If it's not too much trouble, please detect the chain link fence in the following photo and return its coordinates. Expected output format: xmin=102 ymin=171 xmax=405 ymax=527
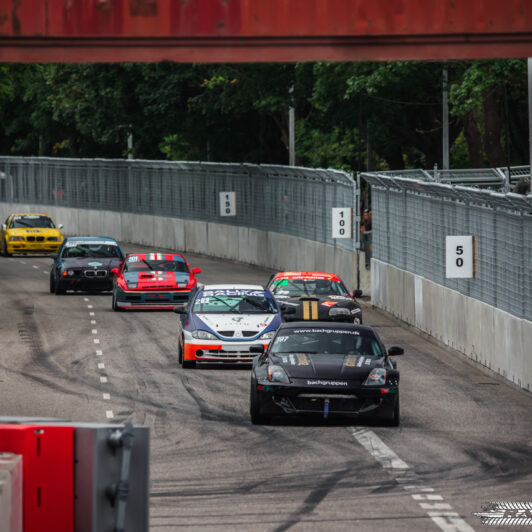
xmin=0 ymin=156 xmax=359 ymax=251
xmin=362 ymin=171 xmax=532 ymax=320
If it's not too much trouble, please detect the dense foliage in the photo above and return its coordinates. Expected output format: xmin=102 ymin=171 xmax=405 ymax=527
xmin=0 ymin=60 xmax=527 ymax=171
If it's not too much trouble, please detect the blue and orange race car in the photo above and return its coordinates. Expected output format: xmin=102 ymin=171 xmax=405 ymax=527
xmin=111 ymin=252 xmax=201 ymax=310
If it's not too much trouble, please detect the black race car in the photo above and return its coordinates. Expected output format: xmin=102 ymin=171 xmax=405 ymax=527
xmin=249 ymin=322 xmax=403 ymax=425
xmin=267 ymin=271 xmax=363 ymax=324
xmin=50 ymin=236 xmax=125 ymax=295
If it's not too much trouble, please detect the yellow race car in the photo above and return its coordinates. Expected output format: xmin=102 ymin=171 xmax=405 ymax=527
xmin=1 ymin=213 xmax=64 ymax=256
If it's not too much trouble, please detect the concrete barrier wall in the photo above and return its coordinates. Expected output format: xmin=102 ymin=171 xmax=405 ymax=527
xmin=371 ymin=258 xmax=532 ymax=392
xmin=0 ymin=203 xmax=371 ymax=294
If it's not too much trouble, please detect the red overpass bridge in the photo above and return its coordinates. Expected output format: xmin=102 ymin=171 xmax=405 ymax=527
xmin=1 ymin=0 xmax=532 ymax=63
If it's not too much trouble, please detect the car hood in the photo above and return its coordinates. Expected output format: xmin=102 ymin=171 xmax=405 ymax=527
xmin=275 ymin=294 xmax=354 ymax=306
xmin=62 ymin=257 xmax=121 ymax=269
xmin=123 ymin=271 xmax=190 ymax=290
xmin=270 ymin=352 xmax=384 ymax=380
xmin=7 ymin=227 xmax=61 ymax=237
xmin=194 ymin=313 xmax=278 ymax=338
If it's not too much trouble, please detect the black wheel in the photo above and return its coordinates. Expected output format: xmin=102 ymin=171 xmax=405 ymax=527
xmin=250 ymin=379 xmax=270 ymax=425
xmin=385 ymin=395 xmax=400 ymax=427
xmin=180 ymin=340 xmax=196 ymax=368
xmin=49 ymin=273 xmax=56 ymax=293
xmin=177 ymin=337 xmax=184 ymax=365
xmin=54 ymin=280 xmax=66 ymax=295
xmin=2 ymin=239 xmax=10 ymax=257
xmin=112 ymin=290 xmax=123 ymax=311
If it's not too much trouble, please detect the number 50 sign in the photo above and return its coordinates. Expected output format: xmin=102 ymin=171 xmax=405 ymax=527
xmin=446 ymin=235 xmax=475 ymax=278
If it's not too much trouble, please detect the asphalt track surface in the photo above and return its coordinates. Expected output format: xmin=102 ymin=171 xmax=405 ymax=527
xmin=1 ymin=243 xmax=531 ymax=532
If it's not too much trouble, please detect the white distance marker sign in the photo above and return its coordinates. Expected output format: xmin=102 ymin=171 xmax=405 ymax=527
xmin=220 ymin=191 xmax=236 ymax=216
xmin=446 ymin=235 xmax=475 ymax=278
xmin=332 ymin=208 xmax=352 ymax=238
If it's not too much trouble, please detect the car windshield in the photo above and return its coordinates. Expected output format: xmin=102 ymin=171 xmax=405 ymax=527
xmin=270 ymin=328 xmax=384 ymax=357
xmin=62 ymin=243 xmax=122 ymax=259
xmin=123 ymin=257 xmax=188 ymax=273
xmin=270 ymin=278 xmax=349 ymax=297
xmin=193 ymin=289 xmax=278 ymax=314
xmin=10 ymin=215 xmax=55 ymax=229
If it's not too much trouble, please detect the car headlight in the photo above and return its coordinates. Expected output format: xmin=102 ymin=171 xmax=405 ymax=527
xmin=261 ymin=331 xmax=275 ymax=340
xmin=126 ymin=282 xmax=138 ymax=289
xmin=351 ymin=307 xmax=361 ymax=315
xmin=364 ymin=368 xmax=387 ymax=386
xmin=62 ymin=269 xmax=76 ymax=277
xmin=9 ymin=236 xmax=24 ymax=241
xmin=192 ymin=330 xmax=217 ymax=340
xmin=47 ymin=236 xmax=61 ymax=242
xmin=329 ymin=307 xmax=350 ymax=316
xmin=268 ymin=365 xmax=290 ymax=384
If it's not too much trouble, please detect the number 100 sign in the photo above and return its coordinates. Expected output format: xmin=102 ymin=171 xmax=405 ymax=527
xmin=445 ymin=235 xmax=475 ymax=278
xmin=332 ymin=208 xmax=352 ymax=239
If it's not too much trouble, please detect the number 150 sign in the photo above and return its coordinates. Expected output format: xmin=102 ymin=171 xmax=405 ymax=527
xmin=446 ymin=235 xmax=475 ymax=278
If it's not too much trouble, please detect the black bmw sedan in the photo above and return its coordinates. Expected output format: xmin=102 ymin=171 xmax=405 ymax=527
xmin=250 ymin=322 xmax=403 ymax=426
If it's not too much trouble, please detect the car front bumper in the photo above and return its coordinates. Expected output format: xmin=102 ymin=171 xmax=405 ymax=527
xmin=254 ymin=381 xmax=397 ymax=419
xmin=8 ymin=241 xmax=62 ymax=254
xmin=184 ymin=338 xmax=270 ymax=363
xmin=115 ymin=287 xmax=192 ymax=309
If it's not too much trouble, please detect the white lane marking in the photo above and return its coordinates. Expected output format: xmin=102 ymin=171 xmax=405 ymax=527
xmin=91 ymin=329 xmax=98 ymax=334
xmin=32 ymin=265 xmax=38 ymax=269
xmin=349 ymin=427 xmax=408 ymax=471
xmin=348 ymin=428 xmax=475 ymax=532
xmin=21 ymin=261 xmax=26 ymax=264
xmin=94 ymin=339 xmax=100 ymax=344
xmin=89 ymin=311 xmax=95 ymax=316
xmin=91 ymin=320 xmax=96 ymax=325
xmin=43 ymin=270 xmax=47 ymax=274
xmin=106 ymin=410 xmax=114 ymax=419
xmin=84 ymin=297 xmax=89 ymax=301
xmin=103 ymin=393 xmax=110 ymax=400
xmin=98 ymin=363 xmax=105 ymax=370
xmin=100 ymin=376 xmax=108 ymax=383
xmin=95 ymin=350 xmax=103 ymax=356
xmin=87 ymin=305 xmax=93 ymax=309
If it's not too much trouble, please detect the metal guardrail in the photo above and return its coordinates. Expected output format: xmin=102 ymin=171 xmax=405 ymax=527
xmin=361 ymin=170 xmax=532 ymax=320
xmin=0 ymin=156 xmax=360 ymax=251
xmin=375 ymin=165 xmax=530 ymax=191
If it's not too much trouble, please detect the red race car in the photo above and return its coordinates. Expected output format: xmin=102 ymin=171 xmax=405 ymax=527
xmin=111 ymin=252 xmax=201 ymax=310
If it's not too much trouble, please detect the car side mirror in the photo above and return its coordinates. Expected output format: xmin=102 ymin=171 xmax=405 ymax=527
xmin=173 ymin=304 xmax=187 ymax=314
xmin=352 ymin=289 xmax=363 ymax=298
xmin=1 ymin=223 xmax=6 ymax=230
xmin=192 ymin=267 xmax=202 ymax=275
xmin=58 ymin=224 xmax=64 ymax=230
xmin=51 ymin=253 xmax=58 ymax=259
xmin=110 ymin=268 xmax=119 ymax=276
xmin=250 ymin=345 xmax=265 ymax=354
xmin=388 ymin=346 xmax=404 ymax=356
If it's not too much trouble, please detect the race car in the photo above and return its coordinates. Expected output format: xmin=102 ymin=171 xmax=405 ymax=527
xmin=249 ymin=322 xmax=403 ymax=425
xmin=111 ymin=252 xmax=201 ymax=310
xmin=173 ymin=284 xmax=282 ymax=368
xmin=50 ymin=236 xmax=125 ymax=295
xmin=1 ymin=213 xmax=64 ymax=256
xmin=267 ymin=271 xmax=363 ymax=324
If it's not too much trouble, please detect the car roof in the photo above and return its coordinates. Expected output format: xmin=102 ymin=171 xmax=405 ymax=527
xmin=272 ymin=271 xmax=342 ymax=282
xmin=202 ymin=284 xmax=265 ymax=291
xmin=278 ymin=321 xmax=375 ymax=333
xmin=126 ymin=252 xmax=185 ymax=259
xmin=10 ymin=213 xmax=53 ymax=218
xmin=64 ymin=236 xmax=118 ymax=243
